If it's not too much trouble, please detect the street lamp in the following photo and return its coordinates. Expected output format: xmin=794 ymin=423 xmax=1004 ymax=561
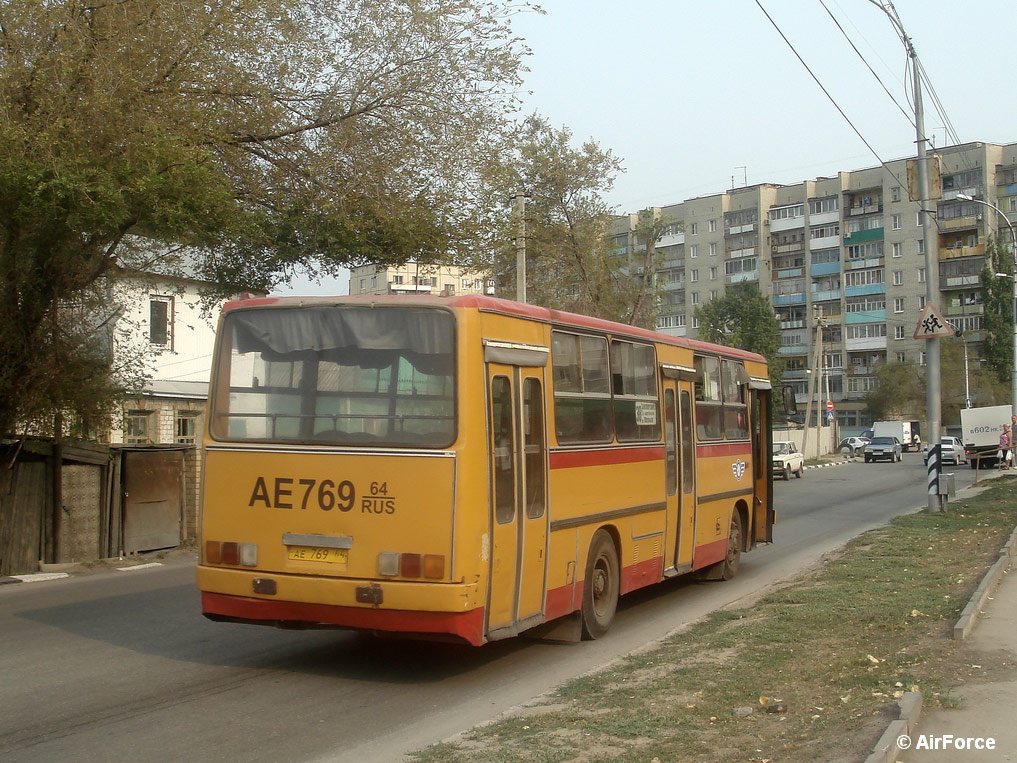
xmin=957 ymin=193 xmax=1017 ymax=416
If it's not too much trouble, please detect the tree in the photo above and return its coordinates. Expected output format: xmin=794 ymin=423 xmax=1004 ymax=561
xmin=694 ymin=283 xmax=783 ymax=389
xmin=865 ymin=360 xmax=925 ymax=422
xmin=0 ymin=0 xmax=532 ymax=436
xmin=481 ymin=114 xmax=634 ymax=320
xmin=980 ymin=232 xmax=1014 ymax=383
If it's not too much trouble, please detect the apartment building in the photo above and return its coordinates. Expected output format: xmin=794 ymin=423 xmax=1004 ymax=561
xmin=616 ymin=140 xmax=1017 ymax=429
xmin=349 ymin=262 xmax=493 ymax=297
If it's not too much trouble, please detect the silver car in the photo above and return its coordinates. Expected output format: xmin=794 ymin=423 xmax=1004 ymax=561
xmin=863 ymin=436 xmax=903 ymax=463
xmin=923 ymin=436 xmax=967 ymax=465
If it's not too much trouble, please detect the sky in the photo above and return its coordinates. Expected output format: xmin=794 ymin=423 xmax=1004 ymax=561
xmin=276 ymin=0 xmax=1017 ymax=295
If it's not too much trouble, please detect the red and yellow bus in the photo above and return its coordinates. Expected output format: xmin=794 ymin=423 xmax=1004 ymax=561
xmin=197 ymin=295 xmax=774 ymax=645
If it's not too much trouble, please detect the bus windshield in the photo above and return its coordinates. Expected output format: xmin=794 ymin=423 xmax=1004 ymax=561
xmin=210 ymin=305 xmax=456 ymax=447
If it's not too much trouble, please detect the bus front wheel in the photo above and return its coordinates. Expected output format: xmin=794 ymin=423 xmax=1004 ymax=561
xmin=581 ymin=530 xmax=620 ymax=640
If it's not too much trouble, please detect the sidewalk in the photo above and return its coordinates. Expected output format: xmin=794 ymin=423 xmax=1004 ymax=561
xmin=894 ymin=475 xmax=1017 ymax=762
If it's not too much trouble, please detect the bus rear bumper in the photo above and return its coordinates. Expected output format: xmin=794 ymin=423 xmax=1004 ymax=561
xmin=197 ymin=565 xmax=485 ymax=645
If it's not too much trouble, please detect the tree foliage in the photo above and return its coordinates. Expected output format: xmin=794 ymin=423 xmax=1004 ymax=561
xmin=482 ymin=115 xmax=631 ymax=319
xmin=0 ymin=0 xmax=532 ymax=436
xmin=980 ymin=232 xmax=1014 ymax=383
xmin=694 ymin=283 xmax=783 ymax=388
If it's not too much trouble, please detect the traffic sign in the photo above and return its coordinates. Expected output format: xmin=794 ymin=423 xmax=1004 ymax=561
xmin=826 ymin=400 xmax=834 ymax=411
xmin=914 ymin=303 xmax=955 ymax=339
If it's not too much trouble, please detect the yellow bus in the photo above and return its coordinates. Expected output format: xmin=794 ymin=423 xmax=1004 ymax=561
xmin=197 ymin=295 xmax=774 ymax=645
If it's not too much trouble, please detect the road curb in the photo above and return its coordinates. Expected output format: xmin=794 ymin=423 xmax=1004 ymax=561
xmin=952 ymin=526 xmax=1017 ymax=639
xmin=865 ymin=518 xmax=1017 ymax=763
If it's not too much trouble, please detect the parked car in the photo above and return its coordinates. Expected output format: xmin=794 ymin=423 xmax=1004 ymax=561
xmin=772 ymin=440 xmax=805 ymax=480
xmin=863 ymin=436 xmax=903 ymax=463
xmin=923 ymin=436 xmax=967 ymax=465
xmin=838 ymin=436 xmax=869 ymax=455
xmin=861 ymin=428 xmax=874 ymax=439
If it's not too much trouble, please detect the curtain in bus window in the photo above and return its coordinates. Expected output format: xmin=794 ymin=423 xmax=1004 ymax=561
xmin=213 ymin=306 xmax=455 ymax=447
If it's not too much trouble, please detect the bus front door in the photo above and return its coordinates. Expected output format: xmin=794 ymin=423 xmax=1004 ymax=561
xmin=486 ymin=364 xmax=549 ymax=636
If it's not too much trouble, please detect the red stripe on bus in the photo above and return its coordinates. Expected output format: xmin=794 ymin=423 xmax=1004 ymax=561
xmin=549 ymin=446 xmax=665 ymax=469
xmin=692 ymin=538 xmax=728 ymax=570
xmin=695 ymin=441 xmax=753 ymax=458
xmin=201 ymin=592 xmax=487 ymax=646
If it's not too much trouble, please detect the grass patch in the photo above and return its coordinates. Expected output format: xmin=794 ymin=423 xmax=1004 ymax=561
xmin=410 ymin=480 xmax=1017 ymax=763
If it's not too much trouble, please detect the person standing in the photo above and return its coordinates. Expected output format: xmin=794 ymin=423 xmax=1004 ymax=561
xmin=1010 ymin=415 xmax=1017 ymax=468
xmin=999 ymin=424 xmax=1011 ymax=470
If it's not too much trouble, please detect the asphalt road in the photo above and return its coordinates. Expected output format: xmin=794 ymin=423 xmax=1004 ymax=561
xmin=0 ymin=455 xmax=975 ymax=763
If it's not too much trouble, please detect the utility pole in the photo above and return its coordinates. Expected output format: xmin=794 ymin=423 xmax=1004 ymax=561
xmin=869 ymin=0 xmax=942 ymax=510
xmin=802 ymin=307 xmax=825 ymax=460
xmin=514 ymin=192 xmax=528 ymax=303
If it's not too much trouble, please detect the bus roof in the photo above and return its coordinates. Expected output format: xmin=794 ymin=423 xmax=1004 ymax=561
xmin=221 ymin=293 xmax=767 ymax=364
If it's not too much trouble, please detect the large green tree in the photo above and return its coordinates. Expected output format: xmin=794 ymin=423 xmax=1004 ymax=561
xmin=0 ymin=0 xmax=532 ymax=436
xmin=481 ymin=114 xmax=638 ymax=321
xmin=694 ymin=283 xmax=783 ymax=389
xmin=980 ymin=232 xmax=1015 ymax=383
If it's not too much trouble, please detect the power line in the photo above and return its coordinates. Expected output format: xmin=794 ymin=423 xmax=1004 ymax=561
xmin=753 ymin=0 xmax=908 ymax=192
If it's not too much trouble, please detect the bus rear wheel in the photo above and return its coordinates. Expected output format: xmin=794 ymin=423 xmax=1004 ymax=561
xmin=581 ymin=530 xmax=619 ymax=640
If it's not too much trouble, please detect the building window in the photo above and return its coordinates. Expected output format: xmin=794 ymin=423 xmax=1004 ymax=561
xmin=709 ymin=242 xmax=717 ymax=256
xmin=709 ymin=219 xmax=717 ymax=233
xmin=916 ymin=212 xmax=923 ymax=227
xmin=918 ymin=239 xmax=925 ymax=254
xmin=892 ymin=214 xmax=901 ymax=230
xmin=709 ymin=266 xmax=717 ymax=280
xmin=690 ymin=222 xmax=698 ymax=235
xmin=359 ymin=278 xmax=366 ymax=291
xmin=891 ymin=187 xmax=902 ymax=203
xmin=896 ymin=352 xmax=906 ymax=363
xmin=894 ymin=325 xmax=905 ymax=340
xmin=690 ymin=269 xmax=699 ymax=283
xmin=919 ymin=296 xmax=927 ymax=308
xmin=692 ymin=316 xmax=700 ymax=329
xmin=894 ymin=297 xmax=905 ymax=313
xmin=125 ymin=411 xmax=152 ymax=444
xmin=393 ymin=275 xmax=403 ymax=285
xmin=918 ymin=268 xmax=926 ymax=283
xmin=149 ymin=296 xmax=173 ymax=347
xmin=892 ymin=242 xmax=902 ymax=258
xmin=692 ymin=292 xmax=700 ymax=305
xmin=176 ymin=413 xmax=198 ymax=444
xmin=893 ymin=270 xmax=903 ymax=286
xmin=690 ymin=244 xmax=698 ymax=258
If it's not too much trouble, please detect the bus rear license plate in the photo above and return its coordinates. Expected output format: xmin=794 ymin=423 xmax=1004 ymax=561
xmin=287 ymin=546 xmax=349 ymax=564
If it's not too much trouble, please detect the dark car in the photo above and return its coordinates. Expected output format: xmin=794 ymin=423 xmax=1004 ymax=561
xmin=863 ymin=436 xmax=903 ymax=463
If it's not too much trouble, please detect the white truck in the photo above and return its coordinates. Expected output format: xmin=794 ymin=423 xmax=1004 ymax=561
xmin=960 ymin=404 xmax=1012 ymax=469
xmin=872 ymin=420 xmax=922 ymax=452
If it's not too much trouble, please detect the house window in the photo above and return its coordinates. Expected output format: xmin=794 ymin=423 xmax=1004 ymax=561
xmin=892 ymin=187 xmax=902 ymax=203
xmin=176 ymin=413 xmax=198 ymax=444
xmin=892 ymin=242 xmax=902 ymax=258
xmin=919 ymin=268 xmax=926 ymax=283
xmin=894 ymin=297 xmax=905 ymax=313
xmin=916 ymin=212 xmax=923 ymax=227
xmin=893 ymin=270 xmax=903 ymax=286
xmin=692 ymin=316 xmax=700 ymax=329
xmin=709 ymin=242 xmax=717 ymax=256
xmin=691 ymin=222 xmax=698 ymax=235
xmin=896 ymin=352 xmax=906 ymax=363
xmin=149 ymin=296 xmax=172 ymax=347
xmin=894 ymin=325 xmax=905 ymax=339
xmin=918 ymin=239 xmax=925 ymax=254
xmin=709 ymin=219 xmax=717 ymax=233
xmin=892 ymin=214 xmax=902 ymax=230
xmin=692 ymin=292 xmax=700 ymax=305
xmin=690 ymin=269 xmax=699 ymax=283
xmin=709 ymin=266 xmax=717 ymax=281
xmin=690 ymin=244 xmax=698 ymax=258
xmin=126 ymin=411 xmax=152 ymax=444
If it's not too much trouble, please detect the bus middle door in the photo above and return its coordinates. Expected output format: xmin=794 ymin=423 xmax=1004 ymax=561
xmin=486 ymin=360 xmax=548 ymax=637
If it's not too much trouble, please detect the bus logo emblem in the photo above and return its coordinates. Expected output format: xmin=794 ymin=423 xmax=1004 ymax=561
xmin=732 ymin=459 xmax=746 ymax=480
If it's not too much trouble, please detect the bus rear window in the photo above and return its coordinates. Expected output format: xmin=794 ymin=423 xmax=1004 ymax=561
xmin=211 ymin=306 xmax=456 ymax=447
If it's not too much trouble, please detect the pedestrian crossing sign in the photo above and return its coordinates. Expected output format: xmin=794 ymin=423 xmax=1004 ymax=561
xmin=913 ymin=303 xmax=955 ymax=339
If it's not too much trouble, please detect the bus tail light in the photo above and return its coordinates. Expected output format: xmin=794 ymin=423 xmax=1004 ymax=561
xmin=204 ymin=540 xmax=258 ymax=567
xmin=378 ymin=552 xmax=445 ymax=579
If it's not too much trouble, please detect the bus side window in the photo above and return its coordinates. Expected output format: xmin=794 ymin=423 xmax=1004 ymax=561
xmin=491 ymin=376 xmax=515 ymax=524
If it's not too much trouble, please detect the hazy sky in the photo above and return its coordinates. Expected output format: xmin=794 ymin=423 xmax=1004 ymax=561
xmin=277 ymin=0 xmax=1016 ymax=295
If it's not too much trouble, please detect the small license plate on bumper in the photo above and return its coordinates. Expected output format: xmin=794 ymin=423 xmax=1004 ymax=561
xmin=287 ymin=546 xmax=349 ymax=564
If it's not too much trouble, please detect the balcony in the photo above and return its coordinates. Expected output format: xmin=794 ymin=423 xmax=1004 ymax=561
xmin=944 ymin=302 xmax=983 ymax=317
xmin=778 ymin=345 xmax=809 ymax=357
xmin=938 ymin=242 xmax=985 ymax=260
xmin=940 ymin=215 xmax=979 ymax=231
xmin=810 ymin=235 xmax=841 ymax=249
xmin=844 ymin=283 xmax=886 ymax=297
xmin=728 ymin=246 xmax=757 ymax=259
xmin=843 ymin=228 xmax=884 ymax=245
xmin=847 ymin=200 xmax=882 ymax=216
xmin=725 ymin=271 xmax=759 ymax=285
xmin=845 ymin=256 xmax=884 ymax=270
xmin=773 ymin=292 xmax=807 ymax=306
xmin=845 ymin=310 xmax=886 ymax=324
xmin=809 ymin=209 xmax=840 ymax=226
xmin=774 ymin=266 xmax=805 ymax=280
xmin=811 ymin=261 xmax=840 ymax=277
xmin=771 ymin=241 xmax=805 ymax=255
xmin=811 ymin=289 xmax=841 ymax=302
xmin=725 ymin=222 xmax=758 ymax=235
xmin=845 ymin=336 xmax=887 ymax=351
xmin=657 ymin=232 xmax=685 ymax=247
xmin=661 ymin=280 xmax=685 ymax=291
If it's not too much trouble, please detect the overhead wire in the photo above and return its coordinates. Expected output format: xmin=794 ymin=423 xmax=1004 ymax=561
xmin=753 ymin=0 xmax=909 ymax=192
